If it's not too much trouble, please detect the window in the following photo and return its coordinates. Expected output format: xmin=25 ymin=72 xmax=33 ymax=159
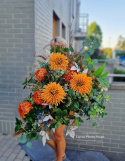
xmin=62 ymin=23 xmax=66 ymax=39
xmin=53 ymin=11 xmax=60 ymax=38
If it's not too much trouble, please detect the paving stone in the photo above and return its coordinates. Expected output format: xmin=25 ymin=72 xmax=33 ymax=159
xmin=14 ymin=159 xmax=23 ymax=161
xmin=0 ymin=151 xmax=4 ymax=157
xmin=7 ymin=153 xmax=18 ymax=161
xmin=16 ymin=149 xmax=25 ymax=159
xmin=1 ymin=143 xmax=10 ymax=152
xmin=23 ymin=156 xmax=30 ymax=161
xmin=0 ymin=156 xmax=8 ymax=161
xmin=13 ymin=145 xmax=21 ymax=154
xmin=3 ymin=148 xmax=13 ymax=157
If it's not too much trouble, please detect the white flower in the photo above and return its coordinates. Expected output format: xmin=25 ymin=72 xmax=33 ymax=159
xmin=43 ymin=50 xmax=51 ymax=63
xmin=38 ymin=119 xmax=43 ymax=124
xmin=82 ymin=68 xmax=88 ymax=74
xmin=39 ymin=130 xmax=50 ymax=146
xmin=66 ymin=126 xmax=78 ymax=138
xmin=45 ymin=50 xmax=51 ymax=57
xmin=41 ymin=103 xmax=52 ymax=109
xmin=49 ymin=105 xmax=52 ymax=109
xmin=43 ymin=115 xmax=53 ymax=122
xmin=52 ymin=128 xmax=55 ymax=133
xmin=70 ymin=63 xmax=80 ymax=72
xmin=74 ymin=113 xmax=80 ymax=117
xmin=101 ymin=87 xmax=108 ymax=92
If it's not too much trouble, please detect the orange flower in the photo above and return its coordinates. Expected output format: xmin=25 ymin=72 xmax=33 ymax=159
xmin=18 ymin=101 xmax=34 ymax=119
xmin=49 ymin=53 xmax=68 ymax=71
xmin=70 ymin=73 xmax=93 ymax=95
xmin=69 ymin=110 xmax=75 ymax=116
xmin=35 ymin=68 xmax=48 ymax=82
xmin=33 ymin=90 xmax=44 ymax=105
xmin=63 ymin=68 xmax=77 ymax=83
xmin=41 ymin=82 xmax=66 ymax=106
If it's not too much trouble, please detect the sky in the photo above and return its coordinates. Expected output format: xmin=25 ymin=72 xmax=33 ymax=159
xmin=80 ymin=0 xmax=125 ymax=49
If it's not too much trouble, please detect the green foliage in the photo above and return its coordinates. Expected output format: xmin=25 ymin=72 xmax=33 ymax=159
xmin=20 ymin=135 xmax=27 ymax=144
xmin=97 ymin=78 xmax=109 ymax=88
xmin=99 ymin=71 xmax=109 ymax=78
xmin=55 ymin=121 xmax=61 ymax=129
xmin=70 ymin=46 xmax=74 ymax=52
xmin=98 ymin=53 xmax=107 ymax=59
xmin=116 ymin=52 xmax=125 ymax=57
xmin=91 ymin=62 xmax=106 ymax=77
xmin=114 ymin=68 xmax=125 ymax=82
xmin=15 ymin=118 xmax=22 ymax=132
xmin=114 ymin=68 xmax=125 ymax=74
xmin=88 ymin=64 xmax=93 ymax=71
xmin=116 ymin=35 xmax=125 ymax=50
xmin=87 ymin=21 xmax=102 ymax=47
xmin=93 ymin=59 xmax=98 ymax=65
xmin=26 ymin=142 xmax=32 ymax=148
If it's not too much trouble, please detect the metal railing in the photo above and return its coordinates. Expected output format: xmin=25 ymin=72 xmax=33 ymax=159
xmin=107 ymin=73 xmax=125 ymax=84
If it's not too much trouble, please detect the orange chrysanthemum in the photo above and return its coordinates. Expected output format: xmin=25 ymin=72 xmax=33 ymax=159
xmin=49 ymin=53 xmax=68 ymax=71
xmin=63 ymin=69 xmax=77 ymax=83
xmin=33 ymin=90 xmax=44 ymax=105
xmin=35 ymin=68 xmax=48 ymax=82
xmin=41 ymin=82 xmax=66 ymax=106
xmin=18 ymin=101 xmax=34 ymax=119
xmin=70 ymin=73 xmax=93 ymax=95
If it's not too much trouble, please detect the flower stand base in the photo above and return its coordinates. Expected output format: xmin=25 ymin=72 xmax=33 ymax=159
xmin=20 ymin=140 xmax=110 ymax=161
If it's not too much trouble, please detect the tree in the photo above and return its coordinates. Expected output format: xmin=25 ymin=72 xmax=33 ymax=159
xmin=116 ymin=35 xmax=125 ymax=50
xmin=100 ymin=48 xmax=112 ymax=58
xmin=87 ymin=22 xmax=102 ymax=47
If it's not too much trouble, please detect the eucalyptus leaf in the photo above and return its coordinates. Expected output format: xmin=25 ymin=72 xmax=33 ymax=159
xmin=92 ymin=42 xmax=99 ymax=49
xmin=88 ymin=48 xmax=94 ymax=55
xmin=88 ymin=64 xmax=93 ymax=71
xmin=84 ymin=53 xmax=90 ymax=59
xmin=82 ymin=60 xmax=88 ymax=66
xmin=90 ymin=36 xmax=94 ymax=41
xmin=37 ymin=135 xmax=42 ymax=142
xmin=93 ymin=59 xmax=98 ymax=65
xmin=20 ymin=135 xmax=27 ymax=144
xmin=83 ymin=39 xmax=90 ymax=46
xmin=26 ymin=142 xmax=32 ymax=148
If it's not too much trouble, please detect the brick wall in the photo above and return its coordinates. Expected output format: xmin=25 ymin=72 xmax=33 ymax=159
xmin=34 ymin=0 xmax=74 ymax=57
xmin=65 ymin=89 xmax=125 ymax=154
xmin=0 ymin=0 xmax=35 ymax=134
xmin=0 ymin=0 xmax=76 ymax=134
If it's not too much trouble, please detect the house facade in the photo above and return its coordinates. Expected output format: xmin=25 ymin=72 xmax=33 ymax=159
xmin=0 ymin=0 xmax=81 ymax=134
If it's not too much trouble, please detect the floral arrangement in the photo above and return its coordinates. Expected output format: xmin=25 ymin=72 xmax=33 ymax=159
xmin=14 ymin=36 xmax=111 ymax=147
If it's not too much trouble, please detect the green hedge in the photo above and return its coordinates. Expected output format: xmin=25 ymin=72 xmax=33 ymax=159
xmin=114 ymin=68 xmax=125 ymax=81
xmin=116 ymin=52 xmax=125 ymax=57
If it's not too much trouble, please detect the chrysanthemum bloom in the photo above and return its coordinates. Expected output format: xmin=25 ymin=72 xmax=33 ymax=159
xmin=70 ymin=73 xmax=93 ymax=95
xmin=63 ymin=68 xmax=77 ymax=83
xmin=49 ymin=53 xmax=68 ymax=71
xmin=35 ymin=68 xmax=48 ymax=82
xmin=18 ymin=101 xmax=34 ymax=119
xmin=33 ymin=90 xmax=44 ymax=105
xmin=41 ymin=82 xmax=66 ymax=106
